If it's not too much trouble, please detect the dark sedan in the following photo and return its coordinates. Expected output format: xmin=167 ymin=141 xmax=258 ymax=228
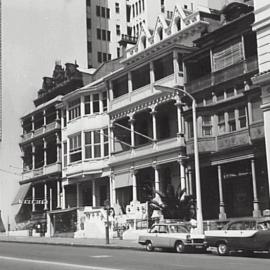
xmin=205 ymin=217 xmax=270 ymax=256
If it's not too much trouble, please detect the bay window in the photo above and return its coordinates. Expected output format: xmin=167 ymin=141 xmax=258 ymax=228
xmin=69 ymin=134 xmax=81 ymax=162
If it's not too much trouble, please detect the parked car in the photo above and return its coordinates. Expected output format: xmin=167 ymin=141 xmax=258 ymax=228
xmin=205 ymin=217 xmax=270 ymax=256
xmin=138 ymin=223 xmax=207 ymax=253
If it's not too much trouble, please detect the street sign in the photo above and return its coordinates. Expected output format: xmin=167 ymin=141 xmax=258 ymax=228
xmin=18 ymin=199 xmax=48 ymax=205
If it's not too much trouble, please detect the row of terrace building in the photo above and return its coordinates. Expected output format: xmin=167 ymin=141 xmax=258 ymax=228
xmin=13 ymin=1 xmax=270 ymax=237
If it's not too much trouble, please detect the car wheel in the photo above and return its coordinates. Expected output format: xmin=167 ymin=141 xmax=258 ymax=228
xmin=217 ymin=242 xmax=229 ymax=256
xmin=175 ymin=241 xmax=185 ymax=253
xmin=146 ymin=241 xmax=153 ymax=252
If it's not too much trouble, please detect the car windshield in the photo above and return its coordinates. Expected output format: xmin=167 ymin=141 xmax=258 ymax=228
xmin=257 ymin=220 xmax=270 ymax=230
xmin=169 ymin=225 xmax=189 ymax=233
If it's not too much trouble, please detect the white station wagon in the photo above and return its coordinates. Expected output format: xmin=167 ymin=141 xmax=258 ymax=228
xmin=138 ymin=223 xmax=207 ymax=253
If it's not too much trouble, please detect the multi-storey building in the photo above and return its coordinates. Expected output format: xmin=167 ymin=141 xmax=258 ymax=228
xmin=14 ymin=63 xmax=91 ymax=231
xmin=252 ymin=0 xmax=270 ymax=203
xmin=86 ymin=0 xmax=128 ymax=68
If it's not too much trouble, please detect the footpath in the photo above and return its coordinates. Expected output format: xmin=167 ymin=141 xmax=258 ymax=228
xmin=0 ymin=235 xmax=144 ymax=251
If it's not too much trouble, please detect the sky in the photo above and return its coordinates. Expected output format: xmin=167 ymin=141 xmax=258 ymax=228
xmin=0 ymin=0 xmax=88 ymax=229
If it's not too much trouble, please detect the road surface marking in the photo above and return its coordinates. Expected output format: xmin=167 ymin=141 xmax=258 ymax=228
xmin=0 ymin=255 xmax=121 ymax=270
xmin=90 ymin=255 xmax=112 ymax=258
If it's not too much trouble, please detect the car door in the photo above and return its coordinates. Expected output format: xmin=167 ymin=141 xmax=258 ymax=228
xmin=226 ymin=221 xmax=245 ymax=250
xmin=148 ymin=225 xmax=159 ymax=246
xmin=155 ymin=225 xmax=170 ymax=248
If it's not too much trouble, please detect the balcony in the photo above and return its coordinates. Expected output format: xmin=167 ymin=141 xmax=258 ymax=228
xmin=185 ymin=57 xmax=258 ymax=94
xmin=250 ymin=121 xmax=264 ymax=141
xmin=110 ymin=136 xmax=185 ymax=166
xmin=110 ymin=73 xmax=179 ymax=112
xmin=217 ymin=129 xmax=250 ymax=151
xmin=22 ymin=162 xmax=61 ymax=182
xmin=21 ymin=121 xmax=61 ymax=143
xmin=186 ymin=136 xmax=216 ymax=155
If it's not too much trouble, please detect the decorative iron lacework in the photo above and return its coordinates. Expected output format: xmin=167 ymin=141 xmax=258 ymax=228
xmin=110 ymin=92 xmax=175 ymax=121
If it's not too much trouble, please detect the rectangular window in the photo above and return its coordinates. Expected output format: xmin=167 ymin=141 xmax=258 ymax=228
xmin=87 ymin=41 xmax=92 ymax=53
xmin=153 ymin=53 xmax=174 ymax=81
xmin=85 ymin=132 xmax=92 ymax=159
xmin=202 ymin=115 xmax=212 ymax=136
xmin=98 ymin=52 xmax=102 ymax=63
xmin=69 ymin=134 xmax=82 ymax=162
xmin=132 ymin=64 xmax=150 ymax=90
xmin=86 ymin=0 xmax=91 ymax=6
xmin=103 ymin=53 xmax=107 ymax=62
xmin=63 ymin=141 xmax=67 ymax=167
xmin=108 ymin=54 xmax=111 ymax=61
xmin=205 ymin=94 xmax=213 ymax=105
xmin=115 ymin=2 xmax=120 ymax=13
xmin=218 ymin=112 xmax=225 ymax=134
xmin=87 ymin=18 xmax=91 ymax=29
xmin=226 ymin=87 xmax=234 ymax=98
xmin=236 ymin=82 xmax=244 ymax=94
xmin=116 ymin=25 xmax=121 ymax=35
xmin=103 ymin=129 xmax=109 ymax=157
xmin=112 ymin=75 xmax=128 ymax=98
xmin=68 ymin=98 xmax=81 ymax=121
xmin=107 ymin=31 xmax=111 ymax=41
xmin=238 ymin=106 xmax=247 ymax=128
xmin=228 ymin=110 xmax=236 ymax=132
xmin=251 ymin=98 xmax=263 ymax=122
xmin=84 ymin=95 xmax=91 ymax=114
xmin=101 ymin=7 xmax=106 ymax=17
xmin=106 ymin=8 xmax=110 ymax=18
xmin=94 ymin=131 xmax=101 ymax=158
xmin=117 ymin=47 xmax=121 ymax=58
xmin=96 ymin=5 xmax=100 ymax=16
xmin=102 ymin=29 xmax=106 ymax=40
xmin=93 ymin=93 xmax=100 ymax=113
xmin=102 ymin=91 xmax=107 ymax=112
xmin=188 ymin=121 xmax=194 ymax=138
xmin=216 ymin=91 xmax=224 ymax=102
xmin=213 ymin=39 xmax=243 ymax=71
xmin=97 ymin=28 xmax=101 ymax=39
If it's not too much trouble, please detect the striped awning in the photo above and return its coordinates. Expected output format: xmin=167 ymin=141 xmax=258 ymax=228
xmin=12 ymin=183 xmax=31 ymax=205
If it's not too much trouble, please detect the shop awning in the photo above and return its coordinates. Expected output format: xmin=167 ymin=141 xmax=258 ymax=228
xmin=12 ymin=183 xmax=31 ymax=205
xmin=114 ymin=172 xmax=132 ymax=189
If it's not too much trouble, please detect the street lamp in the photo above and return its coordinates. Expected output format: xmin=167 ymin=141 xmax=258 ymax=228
xmin=155 ymin=85 xmax=203 ymax=234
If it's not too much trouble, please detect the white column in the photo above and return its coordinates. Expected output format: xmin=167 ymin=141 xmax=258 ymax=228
xmin=31 ymin=143 xmax=35 ymax=169
xmin=43 ymin=138 xmax=47 ymax=166
xmin=251 ymin=159 xmax=261 ymax=217
xmin=217 ymin=165 xmax=226 ymax=220
xmin=173 ymin=50 xmax=179 ymax=84
xmin=81 ymin=131 xmax=85 ymax=161
xmin=129 ymin=115 xmax=135 ymax=150
xmin=131 ymin=168 xmax=137 ymax=201
xmin=80 ymin=95 xmax=84 ymax=116
xmin=76 ymin=183 xmax=80 ymax=208
xmin=110 ymin=172 xmax=116 ymax=206
xmin=32 ymin=186 xmax=36 ymax=212
xmin=101 ymin=129 xmax=104 ymax=158
xmin=187 ymin=166 xmax=193 ymax=195
xmin=49 ymin=188 xmax=53 ymax=211
xmin=43 ymin=109 xmax=46 ymax=132
xmin=153 ymin=163 xmax=160 ymax=192
xmin=150 ymin=107 xmax=157 ymax=143
xmin=178 ymin=159 xmax=186 ymax=193
xmin=175 ymin=98 xmax=184 ymax=137
xmin=44 ymin=183 xmax=48 ymax=210
xmin=92 ymin=180 xmax=96 ymax=207
xmin=128 ymin=72 xmax=133 ymax=93
xmin=110 ymin=124 xmax=115 ymax=154
xmin=109 ymin=81 xmax=114 ymax=101
xmin=31 ymin=115 xmax=35 ymax=131
xmin=62 ymin=184 xmax=66 ymax=209
xmin=56 ymin=133 xmax=61 ymax=163
xmin=57 ymin=180 xmax=61 ymax=209
xmin=150 ymin=61 xmax=155 ymax=84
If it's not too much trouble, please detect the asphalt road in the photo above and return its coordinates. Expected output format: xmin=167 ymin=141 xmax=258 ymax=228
xmin=0 ymin=242 xmax=270 ymax=270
